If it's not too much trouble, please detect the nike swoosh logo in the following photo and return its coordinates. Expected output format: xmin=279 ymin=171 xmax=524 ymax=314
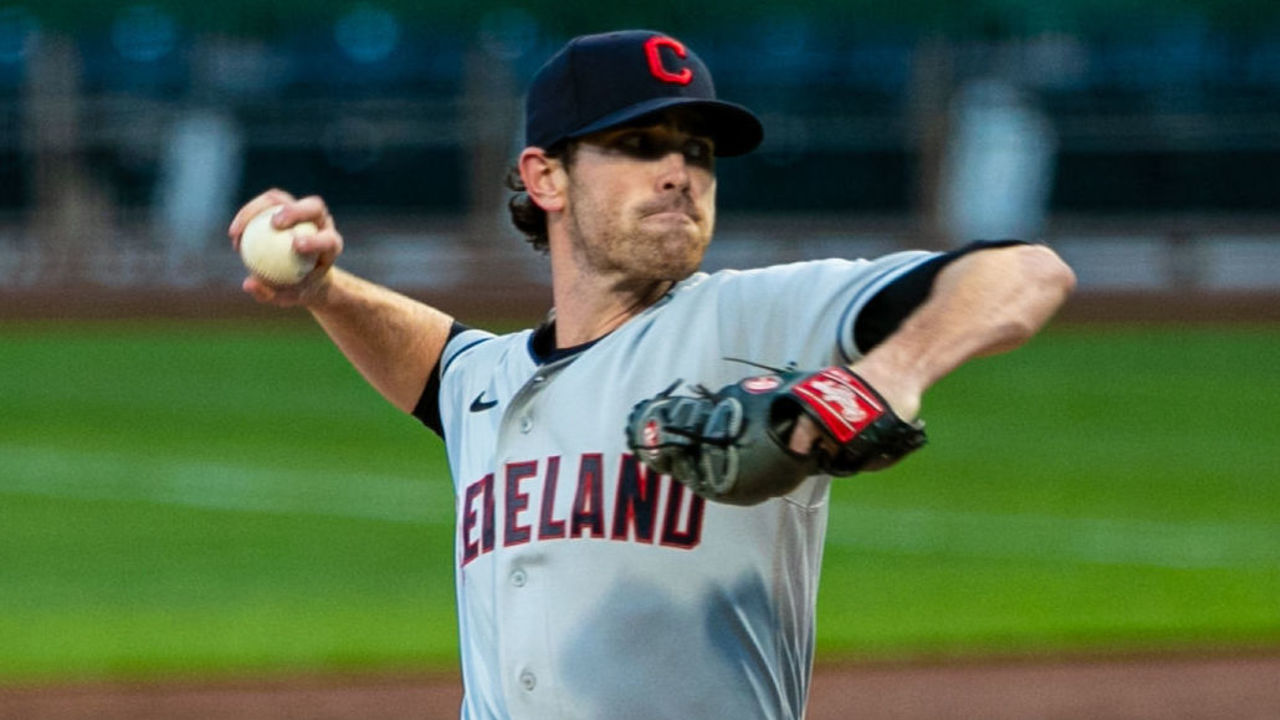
xmin=470 ymin=393 xmax=499 ymax=412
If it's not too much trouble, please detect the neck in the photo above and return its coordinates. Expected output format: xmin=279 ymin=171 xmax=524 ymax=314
xmin=548 ymin=258 xmax=675 ymax=348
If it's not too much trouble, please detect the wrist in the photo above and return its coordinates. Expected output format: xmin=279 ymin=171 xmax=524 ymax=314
xmin=845 ymin=355 xmax=925 ymax=421
xmin=300 ymin=266 xmax=339 ymax=310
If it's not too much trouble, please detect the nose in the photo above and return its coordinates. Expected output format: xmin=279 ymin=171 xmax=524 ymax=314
xmin=656 ymin=151 xmax=691 ymax=192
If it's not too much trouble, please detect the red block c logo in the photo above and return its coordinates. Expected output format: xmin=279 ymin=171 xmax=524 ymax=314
xmin=644 ymin=36 xmax=694 ymax=85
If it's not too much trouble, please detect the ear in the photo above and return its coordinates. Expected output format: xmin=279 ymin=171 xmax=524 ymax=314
xmin=518 ymin=147 xmax=568 ymax=213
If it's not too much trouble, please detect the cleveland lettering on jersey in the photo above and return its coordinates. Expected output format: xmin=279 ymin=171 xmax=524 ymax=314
xmin=460 ymin=453 xmax=705 ymax=566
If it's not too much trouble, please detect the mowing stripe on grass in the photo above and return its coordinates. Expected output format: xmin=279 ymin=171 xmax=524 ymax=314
xmin=4 ymin=443 xmax=1276 ymax=570
xmin=827 ymin=502 xmax=1280 ymax=571
xmin=0 ymin=443 xmax=454 ymax=524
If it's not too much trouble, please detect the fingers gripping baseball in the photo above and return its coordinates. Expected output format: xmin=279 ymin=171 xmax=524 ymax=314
xmin=626 ymin=366 xmax=928 ymax=506
xmin=229 ymin=190 xmax=344 ymax=306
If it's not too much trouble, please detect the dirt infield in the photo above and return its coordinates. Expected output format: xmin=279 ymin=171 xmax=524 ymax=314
xmin=4 ymin=652 xmax=1278 ymax=720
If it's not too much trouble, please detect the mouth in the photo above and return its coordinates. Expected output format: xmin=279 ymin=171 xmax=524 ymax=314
xmin=644 ymin=210 xmax=697 ymax=224
xmin=641 ymin=202 xmax=701 ymax=223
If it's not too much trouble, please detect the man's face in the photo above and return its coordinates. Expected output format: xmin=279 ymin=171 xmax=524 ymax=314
xmin=560 ymin=114 xmax=717 ymax=283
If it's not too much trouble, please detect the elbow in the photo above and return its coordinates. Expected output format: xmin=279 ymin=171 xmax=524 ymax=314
xmin=1022 ymin=244 xmax=1077 ymax=302
xmin=1013 ymin=242 xmax=1075 ymax=335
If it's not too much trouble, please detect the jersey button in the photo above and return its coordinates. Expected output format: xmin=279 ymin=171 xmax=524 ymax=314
xmin=519 ymin=670 xmax=536 ymax=691
xmin=510 ymin=569 xmax=527 ymax=587
xmin=518 ymin=416 xmax=533 ymax=433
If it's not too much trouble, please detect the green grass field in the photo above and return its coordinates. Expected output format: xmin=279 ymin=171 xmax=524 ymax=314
xmin=2 ymin=320 xmax=1278 ymax=683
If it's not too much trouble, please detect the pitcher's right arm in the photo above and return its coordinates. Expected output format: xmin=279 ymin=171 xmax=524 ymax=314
xmin=229 ymin=189 xmax=454 ymax=413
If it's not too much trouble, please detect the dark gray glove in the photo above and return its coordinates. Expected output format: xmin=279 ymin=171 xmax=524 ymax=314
xmin=626 ymin=366 xmax=927 ymax=506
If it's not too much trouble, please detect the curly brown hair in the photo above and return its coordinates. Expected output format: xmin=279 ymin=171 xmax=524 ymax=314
xmin=505 ymin=143 xmax=577 ymax=254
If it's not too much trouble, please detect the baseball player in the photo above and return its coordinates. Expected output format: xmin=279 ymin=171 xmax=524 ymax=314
xmin=229 ymin=30 xmax=1075 ymax=720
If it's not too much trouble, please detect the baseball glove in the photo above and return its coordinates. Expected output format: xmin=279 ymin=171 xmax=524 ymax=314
xmin=625 ymin=366 xmax=926 ymax=506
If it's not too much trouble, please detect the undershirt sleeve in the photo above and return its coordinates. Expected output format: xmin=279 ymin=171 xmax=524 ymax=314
xmin=412 ymin=321 xmax=470 ymax=438
xmin=852 ymin=239 xmax=1027 ymax=355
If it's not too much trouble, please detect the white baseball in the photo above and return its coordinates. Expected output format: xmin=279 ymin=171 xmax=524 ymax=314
xmin=238 ymin=206 xmax=319 ymax=285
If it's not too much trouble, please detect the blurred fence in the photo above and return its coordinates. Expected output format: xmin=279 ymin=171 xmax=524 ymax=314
xmin=0 ymin=7 xmax=1278 ymax=316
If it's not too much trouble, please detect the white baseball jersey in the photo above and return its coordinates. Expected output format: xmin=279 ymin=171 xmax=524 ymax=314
xmin=420 ymin=251 xmax=943 ymax=720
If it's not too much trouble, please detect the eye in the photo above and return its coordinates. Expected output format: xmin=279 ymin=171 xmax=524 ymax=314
xmin=683 ymin=139 xmax=714 ymax=166
xmin=615 ymin=132 xmax=661 ymax=158
xmin=686 ymin=139 xmax=716 ymax=161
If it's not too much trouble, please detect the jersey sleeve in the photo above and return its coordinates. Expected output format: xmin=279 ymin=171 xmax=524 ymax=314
xmin=706 ymin=250 xmax=938 ymax=367
xmin=853 ymin=239 xmax=1027 ymax=353
xmin=412 ymin=321 xmax=491 ymax=438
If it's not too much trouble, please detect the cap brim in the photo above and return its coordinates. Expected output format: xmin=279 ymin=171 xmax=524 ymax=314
xmin=565 ymin=97 xmax=764 ymax=157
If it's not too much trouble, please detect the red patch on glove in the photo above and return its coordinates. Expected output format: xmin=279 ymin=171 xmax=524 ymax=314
xmin=790 ymin=367 xmax=885 ymax=443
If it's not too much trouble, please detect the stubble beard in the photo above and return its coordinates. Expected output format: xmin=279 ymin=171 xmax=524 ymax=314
xmin=566 ymin=186 xmax=712 ymax=284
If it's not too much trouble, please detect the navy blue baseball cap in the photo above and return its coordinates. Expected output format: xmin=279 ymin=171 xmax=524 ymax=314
xmin=525 ymin=30 xmax=764 ymax=157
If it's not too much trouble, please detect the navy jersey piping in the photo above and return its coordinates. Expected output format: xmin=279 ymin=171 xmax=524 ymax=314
xmin=413 ymin=321 xmax=474 ymax=438
xmin=526 ymin=319 xmax=603 ymax=365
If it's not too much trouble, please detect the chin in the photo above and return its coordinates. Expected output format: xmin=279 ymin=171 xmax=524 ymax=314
xmin=648 ymin=252 xmax=704 ymax=281
xmin=649 ymin=234 xmax=706 ymax=275
xmin=651 ymin=263 xmax=699 ymax=282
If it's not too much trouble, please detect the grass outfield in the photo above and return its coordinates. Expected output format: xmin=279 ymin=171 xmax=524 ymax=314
xmin=1 ymin=320 xmax=1277 ymax=682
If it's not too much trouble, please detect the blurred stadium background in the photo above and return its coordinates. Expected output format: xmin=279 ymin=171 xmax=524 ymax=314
xmin=1 ymin=1 xmax=1279 ymax=718
xmin=1 ymin=0 xmax=1279 ymax=311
